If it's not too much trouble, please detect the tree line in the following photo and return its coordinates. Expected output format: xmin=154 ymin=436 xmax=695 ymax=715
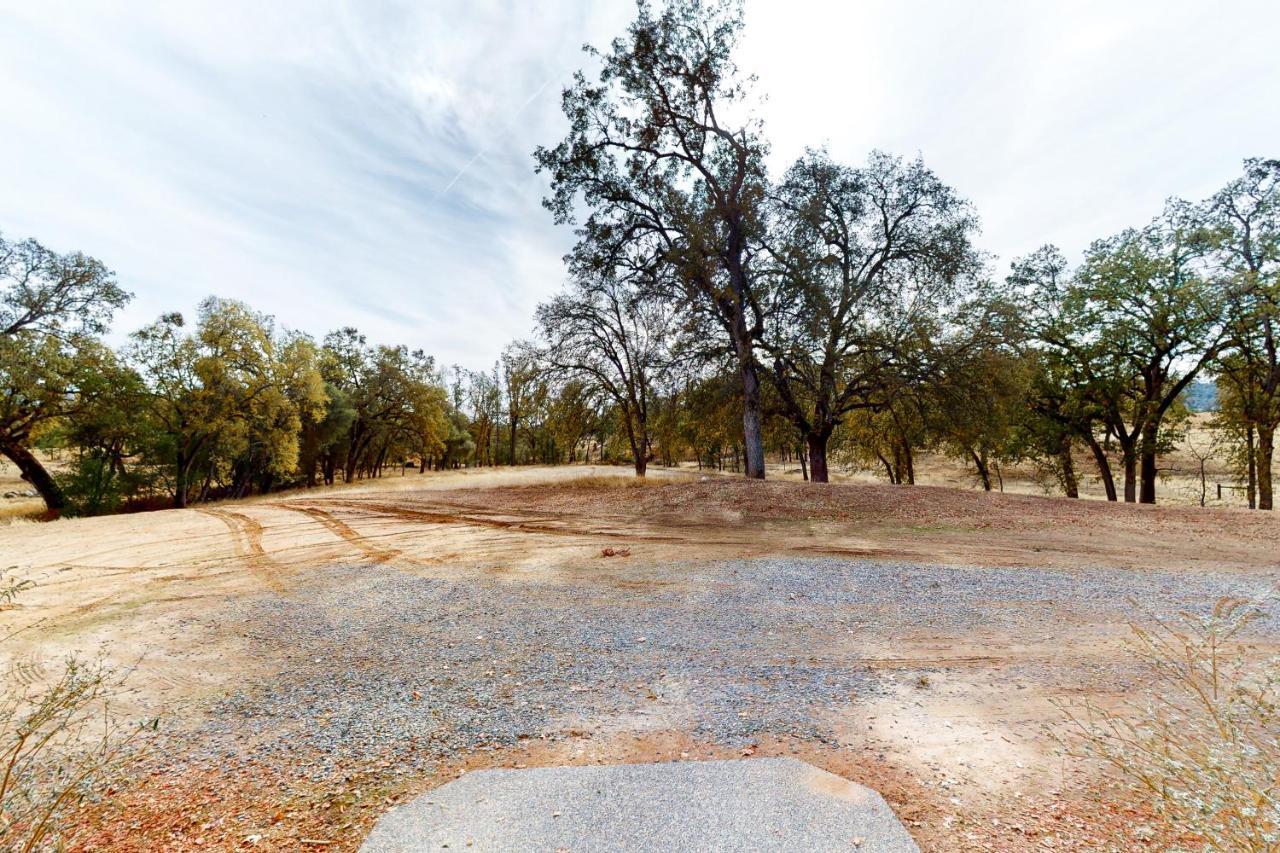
xmin=529 ymin=0 xmax=1277 ymax=507
xmin=1 ymin=0 xmax=1275 ymax=515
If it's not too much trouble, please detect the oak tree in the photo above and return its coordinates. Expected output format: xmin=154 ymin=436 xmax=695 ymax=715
xmin=536 ymin=0 xmax=771 ymax=477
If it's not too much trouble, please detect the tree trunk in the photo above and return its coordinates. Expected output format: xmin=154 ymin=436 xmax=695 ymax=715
xmin=303 ymin=446 xmax=318 ymax=488
xmin=903 ymin=442 xmax=915 ymax=485
xmin=876 ymin=452 xmax=897 ymax=484
xmin=1058 ymin=434 xmax=1079 ymax=499
xmin=198 ymin=461 xmax=214 ymax=503
xmin=627 ymin=431 xmax=646 ymax=477
xmin=1259 ymin=425 xmax=1275 ymax=511
xmin=344 ymin=435 xmax=360 ymax=484
xmin=1084 ymin=434 xmax=1118 ymax=502
xmin=1119 ymin=441 xmax=1137 ymax=503
xmin=806 ymin=432 xmax=830 ymax=484
xmin=1247 ymin=426 xmax=1258 ymax=509
xmin=797 ymin=442 xmax=808 ymax=482
xmin=739 ymin=359 xmax=766 ymax=480
xmin=175 ymin=449 xmax=189 ymax=509
xmin=0 ymin=440 xmax=66 ymax=512
xmin=969 ymin=448 xmax=992 ymax=491
xmin=1138 ymin=424 xmax=1159 ymax=505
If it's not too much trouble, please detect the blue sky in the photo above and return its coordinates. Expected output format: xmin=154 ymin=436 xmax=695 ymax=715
xmin=2 ymin=0 xmax=1277 ymax=369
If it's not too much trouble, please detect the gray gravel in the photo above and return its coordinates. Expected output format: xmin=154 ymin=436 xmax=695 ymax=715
xmin=158 ymin=558 xmax=1279 ymax=778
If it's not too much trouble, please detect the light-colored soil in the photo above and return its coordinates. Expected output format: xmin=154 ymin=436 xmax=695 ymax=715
xmin=2 ymin=465 xmax=1277 ymax=852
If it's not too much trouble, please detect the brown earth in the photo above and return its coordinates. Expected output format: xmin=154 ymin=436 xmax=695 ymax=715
xmin=2 ymin=466 xmax=1277 ymax=852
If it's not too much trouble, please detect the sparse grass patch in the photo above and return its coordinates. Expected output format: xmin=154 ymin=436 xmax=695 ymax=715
xmin=506 ymin=473 xmax=674 ymax=492
xmin=570 ymin=474 xmax=671 ymax=489
xmin=1 ymin=573 xmax=156 ymax=851
xmin=0 ymin=502 xmax=46 ymax=526
xmin=1056 ymin=597 xmax=1279 ymax=851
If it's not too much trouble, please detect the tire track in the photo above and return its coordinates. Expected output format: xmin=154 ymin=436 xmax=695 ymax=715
xmin=269 ymin=503 xmax=405 ymax=564
xmin=5 ymin=651 xmax=47 ymax=686
xmin=321 ymin=498 xmax=687 ymax=544
xmin=198 ymin=508 xmax=287 ymax=593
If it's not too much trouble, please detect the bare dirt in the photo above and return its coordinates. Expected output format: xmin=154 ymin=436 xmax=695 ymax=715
xmin=2 ymin=465 xmax=1277 ymax=852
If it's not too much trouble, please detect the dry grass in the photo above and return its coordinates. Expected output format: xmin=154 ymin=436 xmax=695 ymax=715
xmin=0 ymin=456 xmax=48 ymax=525
xmin=519 ymin=473 xmax=674 ymax=491
xmin=0 ymin=574 xmax=155 ymax=851
xmin=1057 ymin=597 xmax=1280 ymax=851
xmin=0 ymin=503 xmax=45 ymax=526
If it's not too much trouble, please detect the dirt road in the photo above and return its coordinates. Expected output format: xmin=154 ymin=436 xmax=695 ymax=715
xmin=2 ymin=468 xmax=1277 ymax=851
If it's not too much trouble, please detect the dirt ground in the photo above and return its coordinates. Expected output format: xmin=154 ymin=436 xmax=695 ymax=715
xmin=2 ymin=465 xmax=1278 ymax=851
xmin=0 ymin=412 xmax=1270 ymax=526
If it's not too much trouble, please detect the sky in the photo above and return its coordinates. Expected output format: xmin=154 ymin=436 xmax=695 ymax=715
xmin=2 ymin=0 xmax=1278 ymax=370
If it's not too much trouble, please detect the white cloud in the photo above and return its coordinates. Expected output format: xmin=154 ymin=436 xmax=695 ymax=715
xmin=743 ymin=0 xmax=1280 ymax=264
xmin=1 ymin=0 xmax=1277 ymax=368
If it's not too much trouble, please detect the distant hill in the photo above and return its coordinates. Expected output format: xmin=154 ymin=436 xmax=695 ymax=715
xmin=1184 ymin=380 xmax=1219 ymax=412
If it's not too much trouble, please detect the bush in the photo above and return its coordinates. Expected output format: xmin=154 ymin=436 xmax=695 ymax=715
xmin=1058 ymin=597 xmax=1279 ymax=851
xmin=1 ymin=572 xmax=156 ymax=849
xmin=54 ymin=455 xmax=129 ymax=517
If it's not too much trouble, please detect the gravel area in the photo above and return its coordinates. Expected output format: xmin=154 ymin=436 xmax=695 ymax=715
xmin=163 ymin=558 xmax=1279 ymax=779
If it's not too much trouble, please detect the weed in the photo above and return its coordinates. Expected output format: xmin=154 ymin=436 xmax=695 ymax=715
xmin=0 ymin=574 xmax=157 ymax=851
xmin=1057 ymin=596 xmax=1279 ymax=851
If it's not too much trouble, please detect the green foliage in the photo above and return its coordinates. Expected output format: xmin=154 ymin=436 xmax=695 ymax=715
xmin=0 ymin=232 xmax=130 ymax=511
xmin=1012 ymin=202 xmax=1225 ymax=503
xmin=536 ymin=0 xmax=772 ymax=478
xmin=1207 ymin=159 xmax=1280 ymax=509
xmin=930 ymin=347 xmax=1030 ymax=491
xmin=55 ymin=457 xmax=130 ymax=517
xmin=118 ymin=298 xmax=331 ymax=505
xmin=760 ymin=148 xmax=982 ymax=479
xmin=317 ymin=327 xmax=455 ymax=483
xmin=675 ymin=371 xmax=742 ymax=470
xmin=0 ymin=232 xmax=129 ymax=339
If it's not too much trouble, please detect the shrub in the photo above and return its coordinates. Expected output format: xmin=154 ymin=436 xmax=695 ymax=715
xmin=1058 ymin=597 xmax=1279 ymax=851
xmin=1 ymin=573 xmax=156 ymax=850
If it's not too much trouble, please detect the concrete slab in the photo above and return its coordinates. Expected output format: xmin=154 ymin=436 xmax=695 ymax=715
xmin=360 ymin=757 xmax=919 ymax=852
